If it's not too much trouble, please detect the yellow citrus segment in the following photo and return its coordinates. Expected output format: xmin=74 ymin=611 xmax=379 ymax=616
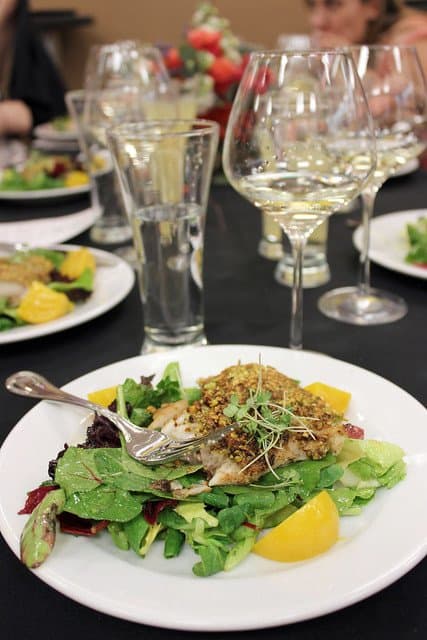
xmin=17 ymin=281 xmax=74 ymax=324
xmin=64 ymin=170 xmax=89 ymax=188
xmin=304 ymin=382 xmax=351 ymax=415
xmin=87 ymin=386 xmax=117 ymax=407
xmin=59 ymin=248 xmax=96 ymax=280
xmin=252 ymin=491 xmax=339 ymax=562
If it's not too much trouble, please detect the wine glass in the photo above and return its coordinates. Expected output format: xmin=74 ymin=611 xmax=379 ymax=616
xmin=318 ymin=45 xmax=427 ymax=324
xmin=222 ymin=50 xmax=376 ymax=350
xmin=81 ymin=41 xmax=171 ymax=251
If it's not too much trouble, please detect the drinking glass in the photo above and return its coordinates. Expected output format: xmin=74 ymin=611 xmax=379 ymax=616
xmin=107 ymin=119 xmax=219 ymax=354
xmin=82 ymin=41 xmax=171 ymax=247
xmin=222 ymin=50 xmax=376 ymax=350
xmin=319 ymin=45 xmax=427 ymax=324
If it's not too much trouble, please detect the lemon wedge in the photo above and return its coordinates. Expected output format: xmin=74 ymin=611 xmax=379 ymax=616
xmin=304 ymin=381 xmax=351 ymax=414
xmin=59 ymin=248 xmax=96 ymax=280
xmin=252 ymin=490 xmax=339 ymax=562
xmin=87 ymin=386 xmax=117 ymax=407
xmin=17 ymin=282 xmax=74 ymax=324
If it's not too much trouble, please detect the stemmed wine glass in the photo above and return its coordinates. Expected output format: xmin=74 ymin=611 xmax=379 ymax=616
xmin=81 ymin=41 xmax=171 ymax=251
xmin=222 ymin=50 xmax=376 ymax=350
xmin=318 ymin=45 xmax=427 ymax=324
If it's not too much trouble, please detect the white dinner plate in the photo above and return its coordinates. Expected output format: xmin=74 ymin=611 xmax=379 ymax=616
xmin=0 ymin=182 xmax=90 ymax=201
xmin=0 ymin=243 xmax=135 ymax=344
xmin=0 ymin=344 xmax=426 ymax=631
xmin=33 ymin=122 xmax=78 ymax=142
xmin=0 ymin=151 xmax=112 ymax=201
xmin=353 ymin=209 xmax=427 ymax=280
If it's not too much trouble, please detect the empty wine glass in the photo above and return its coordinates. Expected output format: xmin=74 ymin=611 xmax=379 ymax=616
xmin=222 ymin=50 xmax=376 ymax=350
xmin=318 ymin=45 xmax=427 ymax=324
xmin=82 ymin=41 xmax=171 ymax=249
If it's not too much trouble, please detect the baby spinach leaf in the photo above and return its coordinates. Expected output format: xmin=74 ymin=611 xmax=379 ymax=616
xmin=217 ymin=505 xmax=246 ymax=534
xmin=123 ymin=514 xmax=150 ymax=554
xmin=318 ymin=463 xmax=344 ymax=488
xmin=64 ymin=485 xmax=142 ymax=522
xmin=49 ymin=267 xmax=94 ymax=292
xmin=54 ymin=447 xmax=103 ymax=494
xmin=107 ymin=522 xmax=130 ymax=550
xmin=192 ymin=544 xmax=227 ymax=577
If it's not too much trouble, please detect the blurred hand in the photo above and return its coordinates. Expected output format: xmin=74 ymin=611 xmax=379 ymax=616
xmin=0 ymin=100 xmax=32 ymax=136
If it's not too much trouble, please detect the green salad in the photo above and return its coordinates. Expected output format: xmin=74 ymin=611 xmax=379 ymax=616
xmin=0 ymin=247 xmax=95 ymax=332
xmin=19 ymin=362 xmax=406 ymax=577
xmin=405 ymin=216 xmax=427 ymax=266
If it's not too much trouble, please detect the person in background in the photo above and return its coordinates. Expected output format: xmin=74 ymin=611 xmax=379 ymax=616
xmin=0 ymin=0 xmax=66 ymax=136
xmin=304 ymin=0 xmax=427 ymax=77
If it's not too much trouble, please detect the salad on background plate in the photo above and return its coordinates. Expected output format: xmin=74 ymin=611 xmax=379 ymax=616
xmin=405 ymin=216 xmax=427 ymax=268
xmin=0 ymin=246 xmax=96 ymax=333
xmin=0 ymin=243 xmax=134 ymax=344
xmin=33 ymin=117 xmax=78 ymax=141
xmin=353 ymin=209 xmax=427 ymax=280
xmin=0 ymin=151 xmax=90 ymax=192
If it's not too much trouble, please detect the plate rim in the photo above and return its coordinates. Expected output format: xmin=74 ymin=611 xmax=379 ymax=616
xmin=0 ymin=182 xmax=90 ymax=200
xmin=353 ymin=209 xmax=427 ymax=280
xmin=0 ymin=243 xmax=135 ymax=344
xmin=33 ymin=122 xmax=78 ymax=142
xmin=0 ymin=344 xmax=426 ymax=631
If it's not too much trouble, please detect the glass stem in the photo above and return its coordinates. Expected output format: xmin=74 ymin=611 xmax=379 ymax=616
xmin=358 ymin=185 xmax=379 ymax=295
xmin=286 ymin=230 xmax=307 ymax=351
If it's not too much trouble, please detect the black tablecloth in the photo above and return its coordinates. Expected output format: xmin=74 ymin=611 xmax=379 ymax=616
xmin=0 ymin=170 xmax=426 ymax=639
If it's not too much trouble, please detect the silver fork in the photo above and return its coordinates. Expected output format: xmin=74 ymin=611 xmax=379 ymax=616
xmin=5 ymin=371 xmax=234 ymax=464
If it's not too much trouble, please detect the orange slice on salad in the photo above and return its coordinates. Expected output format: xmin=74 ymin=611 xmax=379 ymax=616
xmin=252 ymin=490 xmax=339 ymax=562
xmin=87 ymin=386 xmax=117 ymax=407
xmin=59 ymin=248 xmax=96 ymax=279
xmin=64 ymin=170 xmax=89 ymax=188
xmin=304 ymin=382 xmax=351 ymax=414
xmin=17 ymin=282 xmax=74 ymax=324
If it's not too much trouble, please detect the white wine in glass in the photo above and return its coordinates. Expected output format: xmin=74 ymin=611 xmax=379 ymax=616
xmin=318 ymin=45 xmax=427 ymax=325
xmin=222 ymin=50 xmax=376 ymax=350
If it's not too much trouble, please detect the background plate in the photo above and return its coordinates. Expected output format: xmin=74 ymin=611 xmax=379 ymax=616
xmin=33 ymin=122 xmax=78 ymax=142
xmin=353 ymin=209 xmax=427 ymax=280
xmin=0 ymin=182 xmax=90 ymax=201
xmin=0 ymin=344 xmax=426 ymax=631
xmin=0 ymin=243 xmax=134 ymax=343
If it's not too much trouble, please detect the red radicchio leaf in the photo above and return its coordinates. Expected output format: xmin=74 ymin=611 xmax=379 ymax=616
xmin=344 ymin=423 xmax=365 ymax=439
xmin=58 ymin=512 xmax=109 ymax=536
xmin=18 ymin=484 xmax=59 ymax=514
xmin=47 ymin=161 xmax=67 ymax=178
xmin=143 ymin=499 xmax=178 ymax=525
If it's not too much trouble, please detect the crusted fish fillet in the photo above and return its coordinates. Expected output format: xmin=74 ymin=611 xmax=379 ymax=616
xmin=157 ymin=363 xmax=346 ymax=487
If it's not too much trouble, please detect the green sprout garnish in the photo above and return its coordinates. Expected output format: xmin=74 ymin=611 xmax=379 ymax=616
xmin=223 ymin=367 xmax=317 ymax=478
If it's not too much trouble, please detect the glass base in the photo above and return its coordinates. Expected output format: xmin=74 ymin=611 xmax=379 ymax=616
xmin=275 ymin=253 xmax=330 ymax=289
xmin=141 ymin=330 xmax=207 ymax=354
xmin=90 ymin=217 xmax=133 ymax=245
xmin=318 ymin=286 xmax=408 ymax=325
xmin=258 ymin=238 xmax=284 ymax=261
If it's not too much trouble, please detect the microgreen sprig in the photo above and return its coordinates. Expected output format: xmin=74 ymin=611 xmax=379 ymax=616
xmin=223 ymin=367 xmax=316 ymax=477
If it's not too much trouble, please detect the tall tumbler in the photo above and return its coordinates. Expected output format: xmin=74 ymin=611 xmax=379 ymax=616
xmin=108 ymin=119 xmax=219 ymax=353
